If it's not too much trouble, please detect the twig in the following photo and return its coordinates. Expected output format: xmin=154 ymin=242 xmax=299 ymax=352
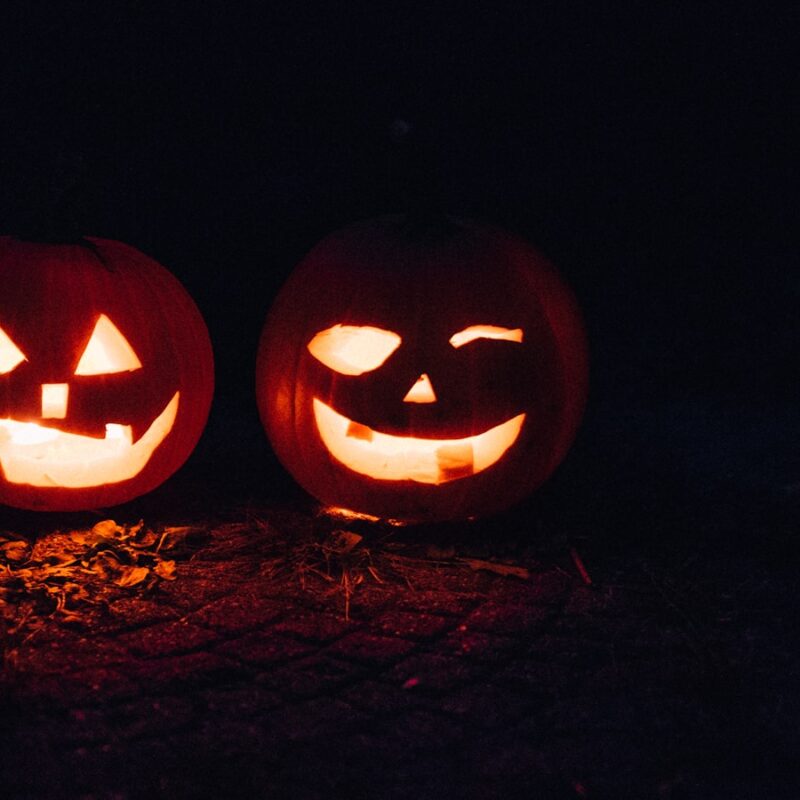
xmin=570 ymin=547 xmax=593 ymax=586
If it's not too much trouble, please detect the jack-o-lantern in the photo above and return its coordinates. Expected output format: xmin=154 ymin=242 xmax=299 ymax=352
xmin=0 ymin=237 xmax=214 ymax=511
xmin=256 ymin=216 xmax=588 ymax=522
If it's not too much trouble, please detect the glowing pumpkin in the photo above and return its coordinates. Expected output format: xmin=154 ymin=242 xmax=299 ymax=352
xmin=256 ymin=216 xmax=588 ymax=522
xmin=0 ymin=237 xmax=214 ymax=511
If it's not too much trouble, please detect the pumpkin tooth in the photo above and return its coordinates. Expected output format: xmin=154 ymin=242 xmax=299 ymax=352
xmin=435 ymin=442 xmax=474 ymax=482
xmin=346 ymin=420 xmax=374 ymax=441
xmin=105 ymin=423 xmax=133 ymax=445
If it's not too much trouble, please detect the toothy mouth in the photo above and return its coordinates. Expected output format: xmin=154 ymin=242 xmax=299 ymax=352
xmin=0 ymin=392 xmax=179 ymax=488
xmin=313 ymin=398 xmax=525 ymax=484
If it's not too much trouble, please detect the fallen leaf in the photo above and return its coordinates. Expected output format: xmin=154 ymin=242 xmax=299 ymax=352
xmin=459 ymin=558 xmax=530 ymax=580
xmin=329 ymin=530 xmax=363 ymax=554
xmin=62 ymin=582 xmax=91 ymax=604
xmin=154 ymin=560 xmax=177 ymax=580
xmin=90 ymin=550 xmax=125 ymax=581
xmin=115 ymin=565 xmax=150 ymax=587
xmin=69 ymin=529 xmax=101 ymax=546
xmin=1 ymin=540 xmax=31 ymax=563
xmin=2 ymin=517 xmax=197 ymax=642
xmin=91 ymin=519 xmax=122 ymax=539
xmin=156 ymin=526 xmax=195 ymax=551
xmin=42 ymin=566 xmax=83 ymax=580
xmin=43 ymin=553 xmax=81 ymax=567
xmin=129 ymin=527 xmax=158 ymax=548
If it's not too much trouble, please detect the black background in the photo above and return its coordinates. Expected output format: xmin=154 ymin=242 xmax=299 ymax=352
xmin=0 ymin=5 xmax=798 ymax=798
xmin=0 ymin=2 xmax=796 ymax=522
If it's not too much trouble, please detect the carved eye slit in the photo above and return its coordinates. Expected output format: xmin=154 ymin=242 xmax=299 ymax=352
xmin=307 ymin=324 xmax=401 ymax=375
xmin=449 ymin=325 xmax=524 ymax=348
xmin=74 ymin=314 xmax=142 ymax=375
xmin=0 ymin=325 xmax=27 ymax=374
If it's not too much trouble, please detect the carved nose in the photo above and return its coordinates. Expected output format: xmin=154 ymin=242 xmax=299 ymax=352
xmin=403 ymin=373 xmax=437 ymax=404
xmin=41 ymin=383 xmax=69 ymax=419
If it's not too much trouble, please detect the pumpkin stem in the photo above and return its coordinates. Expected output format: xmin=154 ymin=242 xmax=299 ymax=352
xmin=11 ymin=231 xmax=116 ymax=273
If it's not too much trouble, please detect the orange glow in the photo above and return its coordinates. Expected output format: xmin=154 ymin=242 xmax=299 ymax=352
xmin=0 ymin=392 xmax=179 ymax=487
xmin=307 ymin=324 xmax=401 ymax=375
xmin=323 ymin=505 xmax=382 ymax=522
xmin=41 ymin=383 xmax=69 ymax=419
xmin=403 ymin=373 xmax=437 ymax=403
xmin=313 ymin=398 xmax=525 ymax=484
xmin=75 ymin=314 xmax=142 ymax=376
xmin=0 ymin=325 xmax=26 ymax=374
xmin=449 ymin=325 xmax=523 ymax=348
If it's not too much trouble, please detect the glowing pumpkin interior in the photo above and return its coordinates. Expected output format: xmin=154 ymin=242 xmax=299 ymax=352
xmin=0 ymin=314 xmax=178 ymax=488
xmin=307 ymin=323 xmax=526 ymax=484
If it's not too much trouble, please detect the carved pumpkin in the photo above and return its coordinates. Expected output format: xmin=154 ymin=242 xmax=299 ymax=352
xmin=256 ymin=216 xmax=588 ymax=522
xmin=0 ymin=237 xmax=214 ymax=511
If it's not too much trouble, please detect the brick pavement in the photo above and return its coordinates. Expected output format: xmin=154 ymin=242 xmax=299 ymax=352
xmin=1 ymin=508 xmax=797 ymax=799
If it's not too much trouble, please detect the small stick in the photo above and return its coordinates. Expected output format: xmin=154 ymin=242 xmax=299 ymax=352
xmin=569 ymin=547 xmax=593 ymax=586
xmin=342 ymin=570 xmax=352 ymax=622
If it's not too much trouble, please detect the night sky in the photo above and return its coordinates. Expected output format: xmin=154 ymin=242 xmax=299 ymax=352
xmin=0 ymin=3 xmax=796 ymax=519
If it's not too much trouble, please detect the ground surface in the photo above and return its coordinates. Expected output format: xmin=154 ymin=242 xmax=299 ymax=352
xmin=1 ymin=466 xmax=797 ymax=800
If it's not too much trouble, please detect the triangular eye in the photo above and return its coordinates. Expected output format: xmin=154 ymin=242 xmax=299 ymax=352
xmin=75 ymin=314 xmax=142 ymax=375
xmin=0 ymin=325 xmax=27 ymax=374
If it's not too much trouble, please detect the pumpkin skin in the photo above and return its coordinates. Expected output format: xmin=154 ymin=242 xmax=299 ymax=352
xmin=0 ymin=237 xmax=214 ymax=511
xmin=256 ymin=216 xmax=588 ymax=523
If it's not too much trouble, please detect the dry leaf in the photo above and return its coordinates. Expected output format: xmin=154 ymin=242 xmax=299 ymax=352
xmin=157 ymin=526 xmax=195 ymax=551
xmin=91 ymin=519 xmax=122 ymax=539
xmin=129 ymin=528 xmax=158 ymax=548
xmin=459 ymin=558 xmax=530 ymax=580
xmin=154 ymin=560 xmax=176 ymax=581
xmin=90 ymin=550 xmax=124 ymax=581
xmin=62 ymin=582 xmax=91 ymax=604
xmin=329 ymin=530 xmax=363 ymax=554
xmin=115 ymin=565 xmax=150 ymax=587
xmin=3 ymin=517 xmax=196 ymax=642
xmin=43 ymin=566 xmax=83 ymax=580
xmin=1 ymin=540 xmax=31 ymax=563
xmin=69 ymin=529 xmax=102 ymax=546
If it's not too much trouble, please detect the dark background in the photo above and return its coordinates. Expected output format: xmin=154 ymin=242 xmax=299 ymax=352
xmin=1 ymin=5 xmax=798 ymax=798
xmin=0 ymin=2 xmax=796 ymax=526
